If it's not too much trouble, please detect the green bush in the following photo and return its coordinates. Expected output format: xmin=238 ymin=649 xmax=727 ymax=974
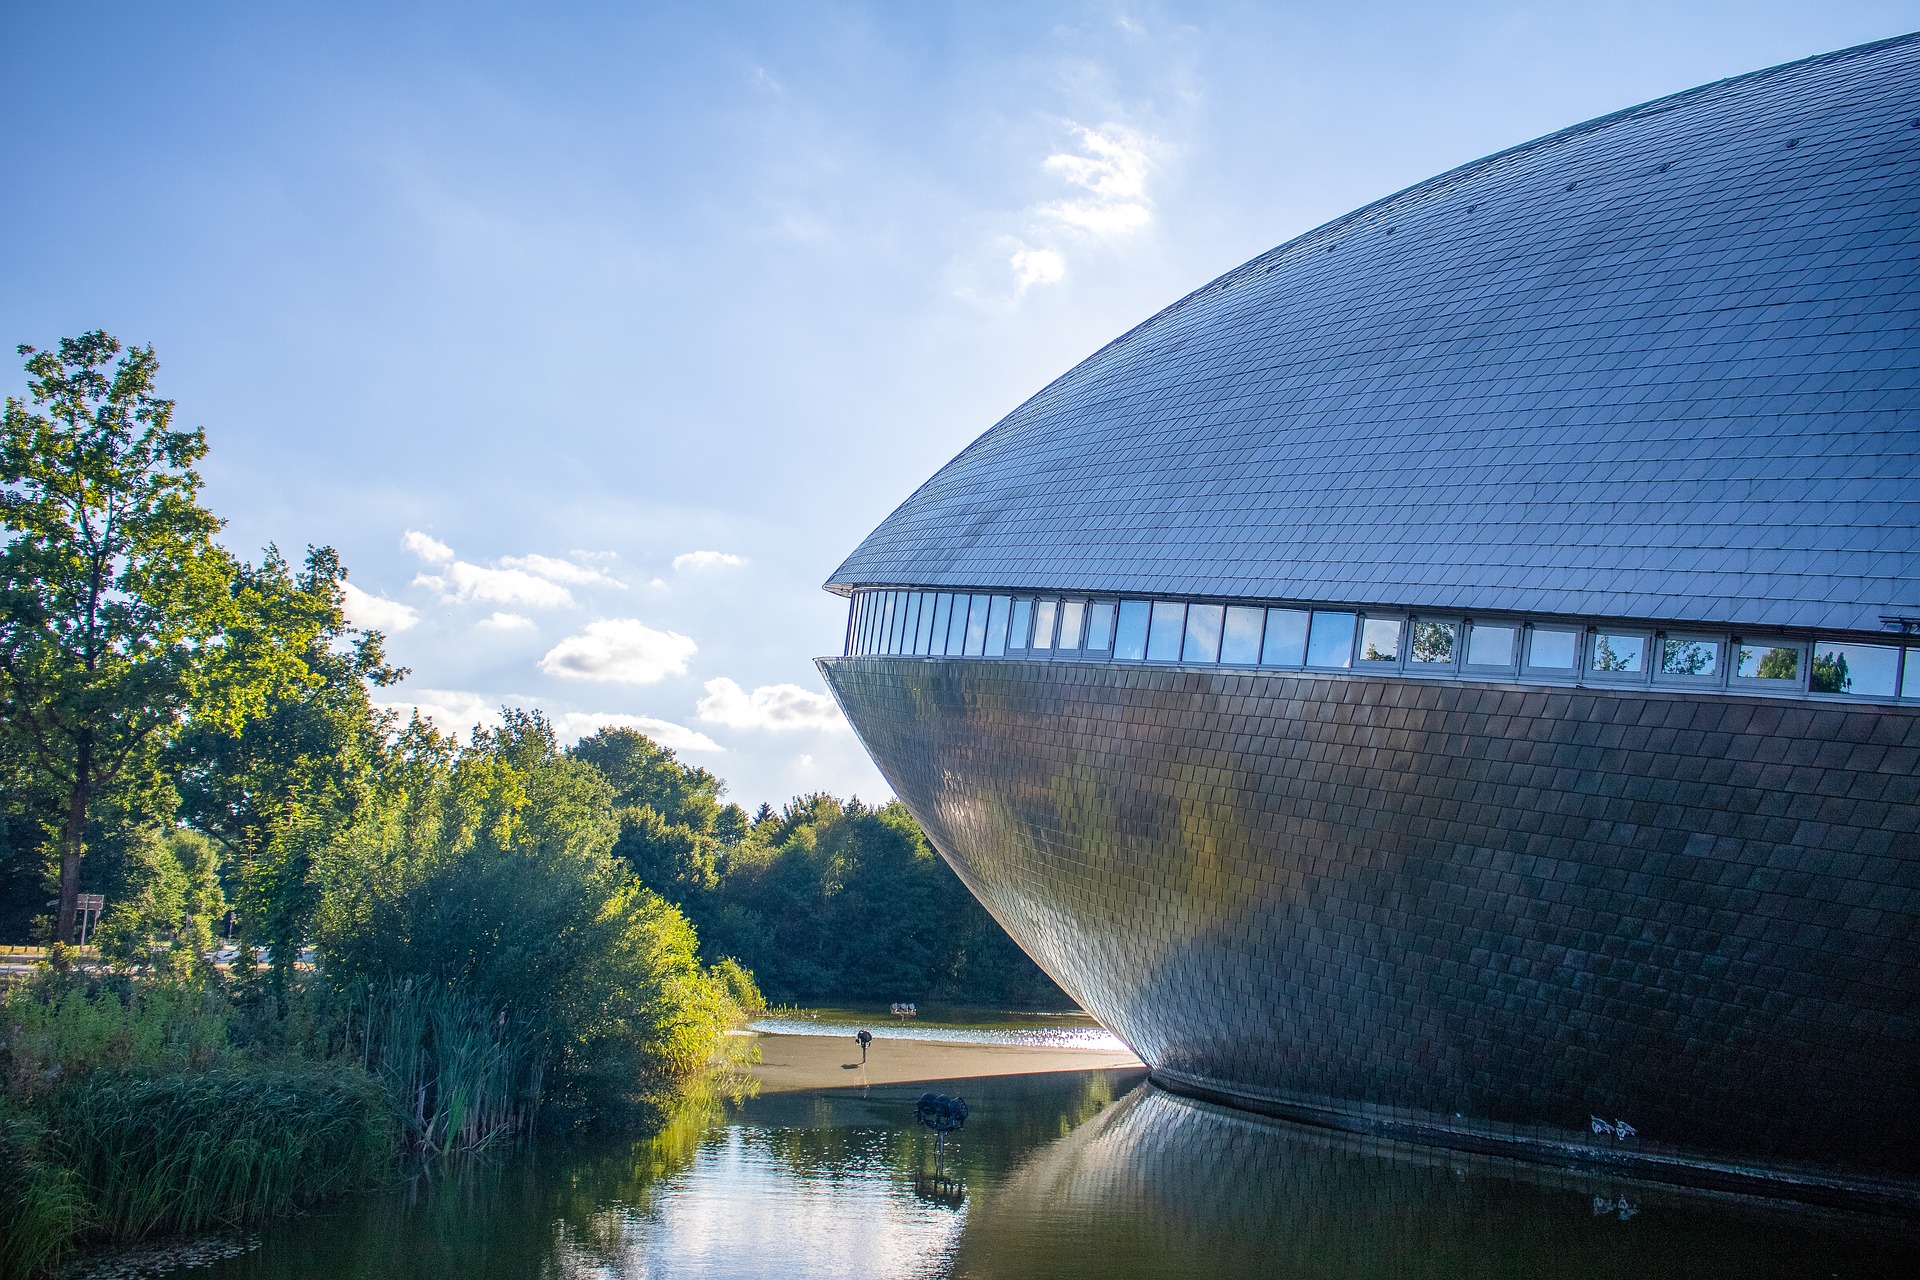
xmin=315 ymin=712 xmax=746 ymax=1129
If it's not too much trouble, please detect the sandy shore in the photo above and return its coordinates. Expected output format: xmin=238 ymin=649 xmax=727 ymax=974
xmin=746 ymin=1031 xmax=1143 ymax=1093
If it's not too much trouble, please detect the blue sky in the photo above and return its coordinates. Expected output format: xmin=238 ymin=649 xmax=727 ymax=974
xmin=4 ymin=1 xmax=1916 ymax=809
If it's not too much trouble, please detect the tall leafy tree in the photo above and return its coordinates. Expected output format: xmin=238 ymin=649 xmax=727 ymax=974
xmin=0 ymin=333 xmax=296 ymax=940
xmin=172 ymin=545 xmax=403 ymax=986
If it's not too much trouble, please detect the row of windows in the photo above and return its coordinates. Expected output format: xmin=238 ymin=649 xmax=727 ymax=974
xmin=843 ymin=588 xmax=1920 ymax=704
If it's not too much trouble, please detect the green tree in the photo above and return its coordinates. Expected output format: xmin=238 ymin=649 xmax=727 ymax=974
xmin=92 ymin=828 xmax=226 ymax=971
xmin=571 ymin=728 xmax=747 ymax=898
xmin=316 ymin=711 xmax=739 ymax=1126
xmin=703 ymin=793 xmax=1065 ymax=1006
xmin=0 ymin=334 xmax=311 ymax=943
xmin=171 ymin=545 xmax=402 ymax=991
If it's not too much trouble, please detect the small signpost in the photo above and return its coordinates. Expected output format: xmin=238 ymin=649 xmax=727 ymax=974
xmin=76 ymin=893 xmax=104 ymax=946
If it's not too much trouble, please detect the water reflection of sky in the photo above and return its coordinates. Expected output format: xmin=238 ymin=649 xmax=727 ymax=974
xmin=175 ymin=1069 xmax=1918 ymax=1280
xmin=556 ymin=1129 xmax=964 ymax=1279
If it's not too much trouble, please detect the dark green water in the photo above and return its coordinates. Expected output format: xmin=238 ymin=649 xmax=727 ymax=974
xmin=88 ymin=1068 xmax=1919 ymax=1280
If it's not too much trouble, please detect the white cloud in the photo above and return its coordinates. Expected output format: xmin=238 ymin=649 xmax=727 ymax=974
xmin=550 ymin=712 xmax=724 ymax=753
xmin=539 ymin=619 xmax=698 ymax=683
xmin=376 ymin=688 xmax=503 ymax=739
xmin=414 ymin=561 xmax=574 ymax=609
xmin=402 ymin=529 xmax=454 ymax=563
xmin=372 ymin=693 xmax=720 ymax=753
xmin=673 ymin=550 xmax=748 ymax=572
xmin=696 ymin=677 xmax=848 ymax=732
xmin=477 ymin=611 xmax=534 ymax=631
xmin=340 ymin=581 xmax=419 ymax=633
xmin=1040 ymin=124 xmax=1154 ymax=240
xmin=499 ymin=553 xmax=623 ymax=588
xmin=1010 ymin=246 xmax=1066 ymax=294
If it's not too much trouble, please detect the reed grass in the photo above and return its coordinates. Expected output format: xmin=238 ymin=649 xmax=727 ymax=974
xmin=55 ymin=1067 xmax=393 ymax=1239
xmin=0 ymin=1108 xmax=89 ymax=1280
xmin=344 ymin=980 xmax=543 ymax=1157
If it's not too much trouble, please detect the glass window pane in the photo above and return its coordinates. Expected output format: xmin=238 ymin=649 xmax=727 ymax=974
xmin=1183 ymin=603 xmax=1225 ymax=663
xmin=1409 ymin=621 xmax=1456 ymax=664
xmin=1359 ymin=618 xmax=1402 ymax=663
xmin=946 ymin=591 xmax=969 ymax=654
xmin=1526 ymin=628 xmax=1578 ymax=669
xmin=1736 ymin=643 xmax=1798 ymax=681
xmin=905 ymin=593 xmax=925 ymax=654
xmin=1659 ymin=636 xmax=1719 ymax=677
xmin=1589 ymin=633 xmax=1645 ymax=674
xmin=1058 ymin=600 xmax=1085 ymax=651
xmin=1810 ymin=641 xmax=1899 ymax=697
xmin=1465 ymin=623 xmax=1515 ymax=667
xmin=1008 ymin=598 xmax=1034 ymax=651
xmin=913 ymin=593 xmax=937 ymax=655
xmin=1261 ymin=609 xmax=1308 ymax=666
xmin=1085 ymin=601 xmax=1115 ymax=652
xmin=1221 ymin=606 xmax=1265 ymax=664
xmin=862 ymin=594 xmax=878 ymax=653
xmin=1147 ymin=601 xmax=1186 ymax=661
xmin=882 ymin=592 xmax=901 ymax=653
xmin=983 ymin=595 xmax=1010 ymax=656
xmin=1306 ymin=612 xmax=1356 ymax=667
xmin=852 ymin=596 xmax=867 ymax=653
xmin=963 ymin=594 xmax=989 ymax=656
xmin=1906 ymin=649 xmax=1920 ymax=699
xmin=929 ymin=594 xmax=952 ymax=656
xmin=1031 ymin=600 xmax=1058 ymax=650
xmin=1114 ymin=601 xmax=1149 ymax=660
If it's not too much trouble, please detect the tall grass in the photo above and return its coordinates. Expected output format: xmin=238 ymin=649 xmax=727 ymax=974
xmin=0 ymin=1108 xmax=89 ymax=1280
xmin=55 ymin=1067 xmax=392 ymax=1238
xmin=344 ymin=980 xmax=543 ymax=1157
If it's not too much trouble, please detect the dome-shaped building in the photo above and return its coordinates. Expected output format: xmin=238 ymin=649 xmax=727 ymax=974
xmin=820 ymin=34 xmax=1920 ymax=1205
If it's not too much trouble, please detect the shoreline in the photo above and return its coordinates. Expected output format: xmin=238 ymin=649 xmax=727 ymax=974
xmin=746 ymin=1030 xmax=1143 ymax=1093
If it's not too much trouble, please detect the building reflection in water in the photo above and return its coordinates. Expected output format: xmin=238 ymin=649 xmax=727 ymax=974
xmin=946 ymin=1085 xmax=1920 ymax=1280
xmin=206 ymin=1069 xmax=1916 ymax=1280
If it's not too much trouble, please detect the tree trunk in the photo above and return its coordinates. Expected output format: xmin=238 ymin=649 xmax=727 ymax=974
xmin=57 ymin=738 xmax=91 ymax=944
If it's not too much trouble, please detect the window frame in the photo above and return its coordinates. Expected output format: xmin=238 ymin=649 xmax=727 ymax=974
xmin=1729 ymin=637 xmax=1807 ymax=693
xmin=1651 ymin=633 xmax=1726 ymax=687
xmin=1304 ymin=610 xmax=1357 ymax=670
xmin=1584 ymin=628 xmax=1653 ymax=685
xmin=1807 ymin=638 xmax=1903 ymax=699
xmin=1520 ymin=624 xmax=1583 ymax=679
xmin=1404 ymin=618 xmax=1463 ymax=673
xmin=1355 ymin=614 xmax=1407 ymax=670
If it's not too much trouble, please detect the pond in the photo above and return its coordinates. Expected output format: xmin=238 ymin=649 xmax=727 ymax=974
xmin=80 ymin=1060 xmax=1919 ymax=1280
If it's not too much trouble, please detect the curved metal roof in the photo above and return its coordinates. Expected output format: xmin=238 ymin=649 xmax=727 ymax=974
xmin=829 ymin=34 xmax=1920 ymax=634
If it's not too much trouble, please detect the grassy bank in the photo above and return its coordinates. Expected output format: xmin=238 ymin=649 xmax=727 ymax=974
xmin=0 ymin=962 xmax=753 ymax=1279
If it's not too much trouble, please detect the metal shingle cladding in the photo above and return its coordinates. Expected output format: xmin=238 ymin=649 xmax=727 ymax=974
xmin=828 ymin=35 xmax=1920 ymax=635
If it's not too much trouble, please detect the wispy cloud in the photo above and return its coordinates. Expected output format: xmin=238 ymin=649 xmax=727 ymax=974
xmin=415 ymin=560 xmax=574 ymax=609
xmin=500 ymin=553 xmax=623 ymax=588
xmin=403 ymin=531 xmax=614 ymax=609
xmin=375 ymin=690 xmax=721 ymax=753
xmin=1039 ymin=124 xmax=1154 ymax=239
xmin=376 ymin=688 xmax=503 ymax=739
xmin=539 ymin=618 xmax=697 ymax=683
xmin=551 ymin=712 xmax=723 ymax=753
xmin=673 ymin=550 xmax=747 ymax=572
xmin=340 ymin=581 xmax=420 ymax=633
xmin=477 ymin=611 xmax=534 ymax=631
xmin=696 ymin=677 xmax=847 ymax=732
xmin=962 ymin=121 xmax=1162 ymax=307
xmin=1009 ymin=246 xmax=1066 ymax=295
xmin=402 ymin=529 xmax=454 ymax=563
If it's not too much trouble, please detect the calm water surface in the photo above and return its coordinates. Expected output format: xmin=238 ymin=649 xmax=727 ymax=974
xmin=100 ymin=1068 xmax=1918 ymax=1280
